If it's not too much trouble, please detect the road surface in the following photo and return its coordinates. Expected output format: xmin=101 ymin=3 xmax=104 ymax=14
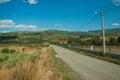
xmin=52 ymin=45 xmax=120 ymax=80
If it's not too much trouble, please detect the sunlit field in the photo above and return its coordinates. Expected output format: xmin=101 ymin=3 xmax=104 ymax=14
xmin=0 ymin=45 xmax=73 ymax=80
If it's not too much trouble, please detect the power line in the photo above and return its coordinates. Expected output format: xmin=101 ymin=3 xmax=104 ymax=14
xmin=79 ymin=5 xmax=120 ymax=30
xmin=80 ymin=15 xmax=99 ymax=30
xmin=100 ymin=6 xmax=120 ymax=55
xmin=79 ymin=6 xmax=120 ymax=55
xmin=104 ymin=5 xmax=120 ymax=13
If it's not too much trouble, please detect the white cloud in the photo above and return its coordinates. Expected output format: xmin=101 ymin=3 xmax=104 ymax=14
xmin=57 ymin=29 xmax=67 ymax=31
xmin=0 ymin=20 xmax=14 ymax=28
xmin=54 ymin=24 xmax=63 ymax=26
xmin=0 ymin=31 xmax=10 ymax=33
xmin=16 ymin=24 xmax=37 ymax=30
xmin=28 ymin=0 xmax=38 ymax=4
xmin=112 ymin=0 xmax=120 ymax=6
xmin=31 ymin=28 xmax=37 ymax=31
xmin=0 ymin=0 xmax=10 ymax=3
xmin=39 ymin=28 xmax=48 ymax=31
xmin=112 ymin=23 xmax=120 ymax=26
xmin=0 ymin=19 xmax=38 ymax=31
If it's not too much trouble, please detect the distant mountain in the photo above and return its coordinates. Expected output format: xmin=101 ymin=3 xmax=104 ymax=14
xmin=41 ymin=30 xmax=90 ymax=36
xmin=88 ymin=28 xmax=120 ymax=35
xmin=0 ymin=28 xmax=120 ymax=44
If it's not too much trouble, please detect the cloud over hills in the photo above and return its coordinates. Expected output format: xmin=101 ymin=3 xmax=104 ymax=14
xmin=16 ymin=24 xmax=37 ymax=30
xmin=0 ymin=19 xmax=38 ymax=31
xmin=0 ymin=20 xmax=14 ymax=28
xmin=112 ymin=23 xmax=120 ymax=26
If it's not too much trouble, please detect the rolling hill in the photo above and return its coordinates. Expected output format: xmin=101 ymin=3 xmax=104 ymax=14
xmin=0 ymin=28 xmax=120 ymax=44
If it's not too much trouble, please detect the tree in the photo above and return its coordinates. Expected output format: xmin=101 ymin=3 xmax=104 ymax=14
xmin=91 ymin=38 xmax=102 ymax=46
xmin=109 ymin=37 xmax=117 ymax=46
xmin=117 ymin=36 xmax=120 ymax=45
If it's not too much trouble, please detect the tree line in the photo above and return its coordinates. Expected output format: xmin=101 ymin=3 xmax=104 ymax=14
xmin=68 ymin=36 xmax=120 ymax=46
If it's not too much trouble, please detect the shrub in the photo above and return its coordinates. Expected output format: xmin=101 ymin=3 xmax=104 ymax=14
xmin=1 ymin=48 xmax=16 ymax=54
xmin=10 ymin=49 xmax=16 ymax=53
xmin=1 ymin=48 xmax=10 ymax=54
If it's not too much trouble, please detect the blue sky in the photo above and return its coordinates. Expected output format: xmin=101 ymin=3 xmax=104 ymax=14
xmin=0 ymin=0 xmax=120 ymax=32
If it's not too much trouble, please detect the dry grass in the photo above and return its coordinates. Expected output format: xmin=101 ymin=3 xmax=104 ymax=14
xmin=0 ymin=46 xmax=63 ymax=80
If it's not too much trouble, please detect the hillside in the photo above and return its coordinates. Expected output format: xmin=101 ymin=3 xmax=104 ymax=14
xmin=88 ymin=28 xmax=120 ymax=35
xmin=0 ymin=28 xmax=120 ymax=44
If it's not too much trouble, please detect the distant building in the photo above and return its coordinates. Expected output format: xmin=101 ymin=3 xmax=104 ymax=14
xmin=43 ymin=42 xmax=50 ymax=46
xmin=59 ymin=39 xmax=68 ymax=45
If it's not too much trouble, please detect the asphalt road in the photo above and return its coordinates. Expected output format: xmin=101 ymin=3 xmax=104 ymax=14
xmin=52 ymin=45 xmax=120 ymax=80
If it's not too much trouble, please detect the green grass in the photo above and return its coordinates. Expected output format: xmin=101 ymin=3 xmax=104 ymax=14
xmin=50 ymin=48 xmax=74 ymax=80
xmin=0 ymin=54 xmax=9 ymax=62
xmin=0 ymin=52 xmax=37 ymax=67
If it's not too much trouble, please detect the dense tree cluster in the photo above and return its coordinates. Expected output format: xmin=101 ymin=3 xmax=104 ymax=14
xmin=0 ymin=30 xmax=120 ymax=46
xmin=68 ymin=36 xmax=120 ymax=46
xmin=0 ymin=35 xmax=44 ymax=44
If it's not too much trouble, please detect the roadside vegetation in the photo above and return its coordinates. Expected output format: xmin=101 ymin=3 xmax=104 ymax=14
xmin=0 ymin=45 xmax=73 ymax=80
xmin=50 ymin=48 xmax=74 ymax=80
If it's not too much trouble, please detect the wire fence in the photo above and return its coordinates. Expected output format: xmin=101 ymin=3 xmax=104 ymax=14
xmin=70 ymin=46 xmax=120 ymax=54
xmin=66 ymin=45 xmax=120 ymax=59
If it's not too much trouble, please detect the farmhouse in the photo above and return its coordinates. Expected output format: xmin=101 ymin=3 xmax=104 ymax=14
xmin=59 ymin=39 xmax=68 ymax=45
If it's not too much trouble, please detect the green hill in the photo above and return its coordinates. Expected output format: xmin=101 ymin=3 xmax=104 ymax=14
xmin=0 ymin=28 xmax=120 ymax=44
xmin=88 ymin=28 xmax=120 ymax=35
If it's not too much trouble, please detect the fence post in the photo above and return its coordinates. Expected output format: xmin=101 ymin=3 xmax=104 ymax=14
xmin=90 ymin=46 xmax=93 ymax=51
xmin=109 ymin=46 xmax=111 ymax=53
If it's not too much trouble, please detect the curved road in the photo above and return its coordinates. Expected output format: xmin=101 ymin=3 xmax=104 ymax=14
xmin=52 ymin=45 xmax=120 ymax=80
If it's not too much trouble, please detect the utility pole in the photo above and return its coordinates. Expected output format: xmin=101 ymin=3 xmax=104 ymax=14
xmin=101 ymin=11 xmax=106 ymax=56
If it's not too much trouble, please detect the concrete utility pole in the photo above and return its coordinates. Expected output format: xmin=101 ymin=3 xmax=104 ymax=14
xmin=101 ymin=11 xmax=106 ymax=56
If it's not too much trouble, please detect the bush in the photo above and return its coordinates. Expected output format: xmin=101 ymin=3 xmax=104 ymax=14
xmin=1 ymin=48 xmax=10 ymax=54
xmin=10 ymin=49 xmax=16 ymax=53
xmin=1 ymin=48 xmax=16 ymax=54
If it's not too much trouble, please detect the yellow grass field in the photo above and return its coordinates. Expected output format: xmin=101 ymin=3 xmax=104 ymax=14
xmin=0 ymin=45 xmax=72 ymax=80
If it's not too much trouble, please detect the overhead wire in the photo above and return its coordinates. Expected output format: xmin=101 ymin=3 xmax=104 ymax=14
xmin=79 ymin=15 xmax=99 ymax=30
xmin=104 ymin=5 xmax=120 ymax=13
xmin=79 ymin=5 xmax=120 ymax=31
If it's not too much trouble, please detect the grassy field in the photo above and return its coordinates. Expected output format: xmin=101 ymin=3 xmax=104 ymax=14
xmin=0 ymin=44 xmax=73 ymax=80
